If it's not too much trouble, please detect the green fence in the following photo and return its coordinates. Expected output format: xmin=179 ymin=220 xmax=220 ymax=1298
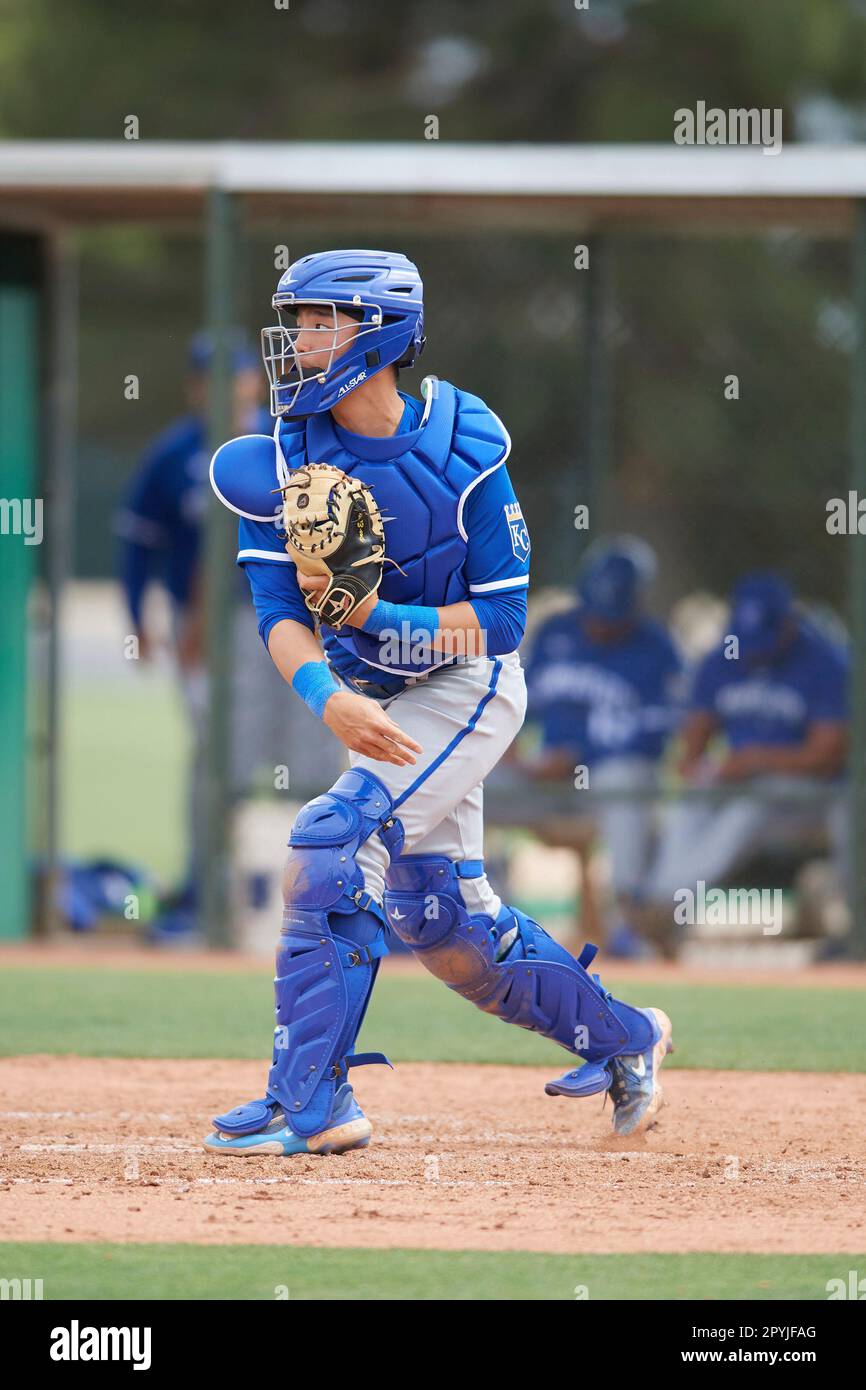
xmin=0 ymin=234 xmax=40 ymax=938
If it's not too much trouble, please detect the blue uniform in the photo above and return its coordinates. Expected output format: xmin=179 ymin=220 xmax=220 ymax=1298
xmin=115 ymin=416 xmax=209 ymax=626
xmin=208 ymin=370 xmax=666 ymax=1149
xmin=648 ymin=616 xmax=850 ymax=905
xmin=525 ymin=609 xmax=682 ymax=766
xmin=206 ymin=251 xmax=673 ymax=1155
xmin=235 ymin=383 xmax=530 ymax=693
xmin=690 ymin=620 xmax=849 ymax=749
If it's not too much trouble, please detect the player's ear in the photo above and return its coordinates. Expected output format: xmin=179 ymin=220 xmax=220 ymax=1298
xmin=210 ymin=434 xmax=282 ymax=522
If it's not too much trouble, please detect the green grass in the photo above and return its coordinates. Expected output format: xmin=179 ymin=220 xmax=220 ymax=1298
xmin=0 ymin=1243 xmax=857 ymax=1300
xmin=1 ymin=964 xmax=863 ymax=1070
xmin=62 ymin=681 xmax=188 ymax=884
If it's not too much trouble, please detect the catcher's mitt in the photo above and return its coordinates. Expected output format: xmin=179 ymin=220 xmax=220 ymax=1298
xmin=278 ymin=463 xmax=387 ymax=629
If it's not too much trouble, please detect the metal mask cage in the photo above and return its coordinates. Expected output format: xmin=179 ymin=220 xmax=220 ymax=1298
xmin=260 ymin=297 xmax=384 ymax=414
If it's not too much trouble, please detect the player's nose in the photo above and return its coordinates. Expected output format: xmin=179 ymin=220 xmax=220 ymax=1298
xmin=296 ymin=333 xmax=324 ymax=356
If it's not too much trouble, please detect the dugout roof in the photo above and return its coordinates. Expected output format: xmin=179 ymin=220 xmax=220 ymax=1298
xmin=1 ymin=141 xmax=866 ymax=231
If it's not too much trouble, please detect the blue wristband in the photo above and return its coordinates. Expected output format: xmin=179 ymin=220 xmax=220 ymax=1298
xmin=292 ymin=660 xmax=340 ymax=719
xmin=361 ymin=599 xmax=439 ymax=637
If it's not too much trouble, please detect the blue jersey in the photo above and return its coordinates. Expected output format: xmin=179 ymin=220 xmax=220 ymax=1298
xmin=116 ymin=409 xmax=271 ymax=625
xmin=525 ymin=609 xmax=682 ymax=765
xmin=234 ymin=380 xmax=530 ymax=692
xmin=690 ymin=619 xmax=849 ymax=748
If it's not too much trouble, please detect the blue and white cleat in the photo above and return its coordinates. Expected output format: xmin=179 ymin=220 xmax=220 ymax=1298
xmin=203 ymin=1084 xmax=372 ymax=1157
xmin=607 ymin=1006 xmax=673 ymax=1136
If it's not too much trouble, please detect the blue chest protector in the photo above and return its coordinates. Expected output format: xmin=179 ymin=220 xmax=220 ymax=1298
xmin=278 ymin=378 xmax=508 ymax=679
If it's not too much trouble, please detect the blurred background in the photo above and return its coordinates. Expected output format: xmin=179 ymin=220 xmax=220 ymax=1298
xmin=2 ymin=0 xmax=865 ymax=965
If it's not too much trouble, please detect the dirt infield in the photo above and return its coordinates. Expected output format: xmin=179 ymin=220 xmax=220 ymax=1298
xmin=2 ymin=1056 xmax=864 ymax=1255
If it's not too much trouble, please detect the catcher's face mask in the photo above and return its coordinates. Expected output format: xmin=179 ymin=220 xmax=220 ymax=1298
xmin=262 ymin=298 xmax=382 ymax=417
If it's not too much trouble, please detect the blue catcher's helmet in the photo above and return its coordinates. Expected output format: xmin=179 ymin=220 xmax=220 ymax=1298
xmin=261 ymin=248 xmax=425 ymax=417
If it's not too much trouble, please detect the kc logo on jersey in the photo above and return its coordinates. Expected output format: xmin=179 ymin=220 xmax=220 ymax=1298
xmin=504 ymin=501 xmax=530 ymax=564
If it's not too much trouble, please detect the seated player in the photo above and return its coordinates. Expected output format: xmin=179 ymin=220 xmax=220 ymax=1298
xmin=204 ymin=249 xmax=674 ymax=1155
xmin=648 ymin=571 xmax=849 ymax=918
xmin=521 ymin=539 xmax=682 ymax=956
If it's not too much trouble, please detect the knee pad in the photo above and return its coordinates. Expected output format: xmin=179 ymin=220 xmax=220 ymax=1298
xmin=384 ymin=855 xmax=655 ymax=1066
xmin=266 ymin=768 xmax=404 ymax=1138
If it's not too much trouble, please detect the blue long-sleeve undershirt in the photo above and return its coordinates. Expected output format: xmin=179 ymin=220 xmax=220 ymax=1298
xmin=468 ymin=588 xmax=527 ymax=655
xmin=244 ymin=559 xmax=526 ymax=658
xmin=244 ymin=559 xmax=316 ymax=647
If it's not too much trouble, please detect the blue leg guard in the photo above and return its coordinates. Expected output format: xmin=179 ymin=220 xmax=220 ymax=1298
xmin=384 ymin=856 xmax=656 ymax=1092
xmin=214 ymin=769 xmax=403 ymax=1141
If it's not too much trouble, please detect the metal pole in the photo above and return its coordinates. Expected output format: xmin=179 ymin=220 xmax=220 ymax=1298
xmin=37 ymin=230 xmax=79 ymax=936
xmin=847 ymin=201 xmax=866 ymax=958
xmin=579 ymin=235 xmax=614 ymax=563
xmin=200 ymin=187 xmax=238 ymax=948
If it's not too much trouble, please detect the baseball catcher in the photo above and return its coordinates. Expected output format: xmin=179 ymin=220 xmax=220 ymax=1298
xmin=205 ymin=248 xmax=674 ymax=1158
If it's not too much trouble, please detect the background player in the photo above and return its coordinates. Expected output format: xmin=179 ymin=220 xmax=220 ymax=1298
xmin=648 ymin=571 xmax=849 ymax=923
xmin=115 ymin=333 xmax=342 ymax=921
xmin=204 ymin=249 xmax=673 ymax=1155
xmin=522 ymin=538 xmax=682 ymax=956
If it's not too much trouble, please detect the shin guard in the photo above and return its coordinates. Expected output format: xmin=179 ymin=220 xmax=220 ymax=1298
xmin=223 ymin=769 xmax=403 ymax=1141
xmin=384 ymin=855 xmax=655 ymax=1083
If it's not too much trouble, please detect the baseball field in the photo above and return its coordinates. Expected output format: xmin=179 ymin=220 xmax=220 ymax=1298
xmin=2 ymin=943 xmax=864 ymax=1301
